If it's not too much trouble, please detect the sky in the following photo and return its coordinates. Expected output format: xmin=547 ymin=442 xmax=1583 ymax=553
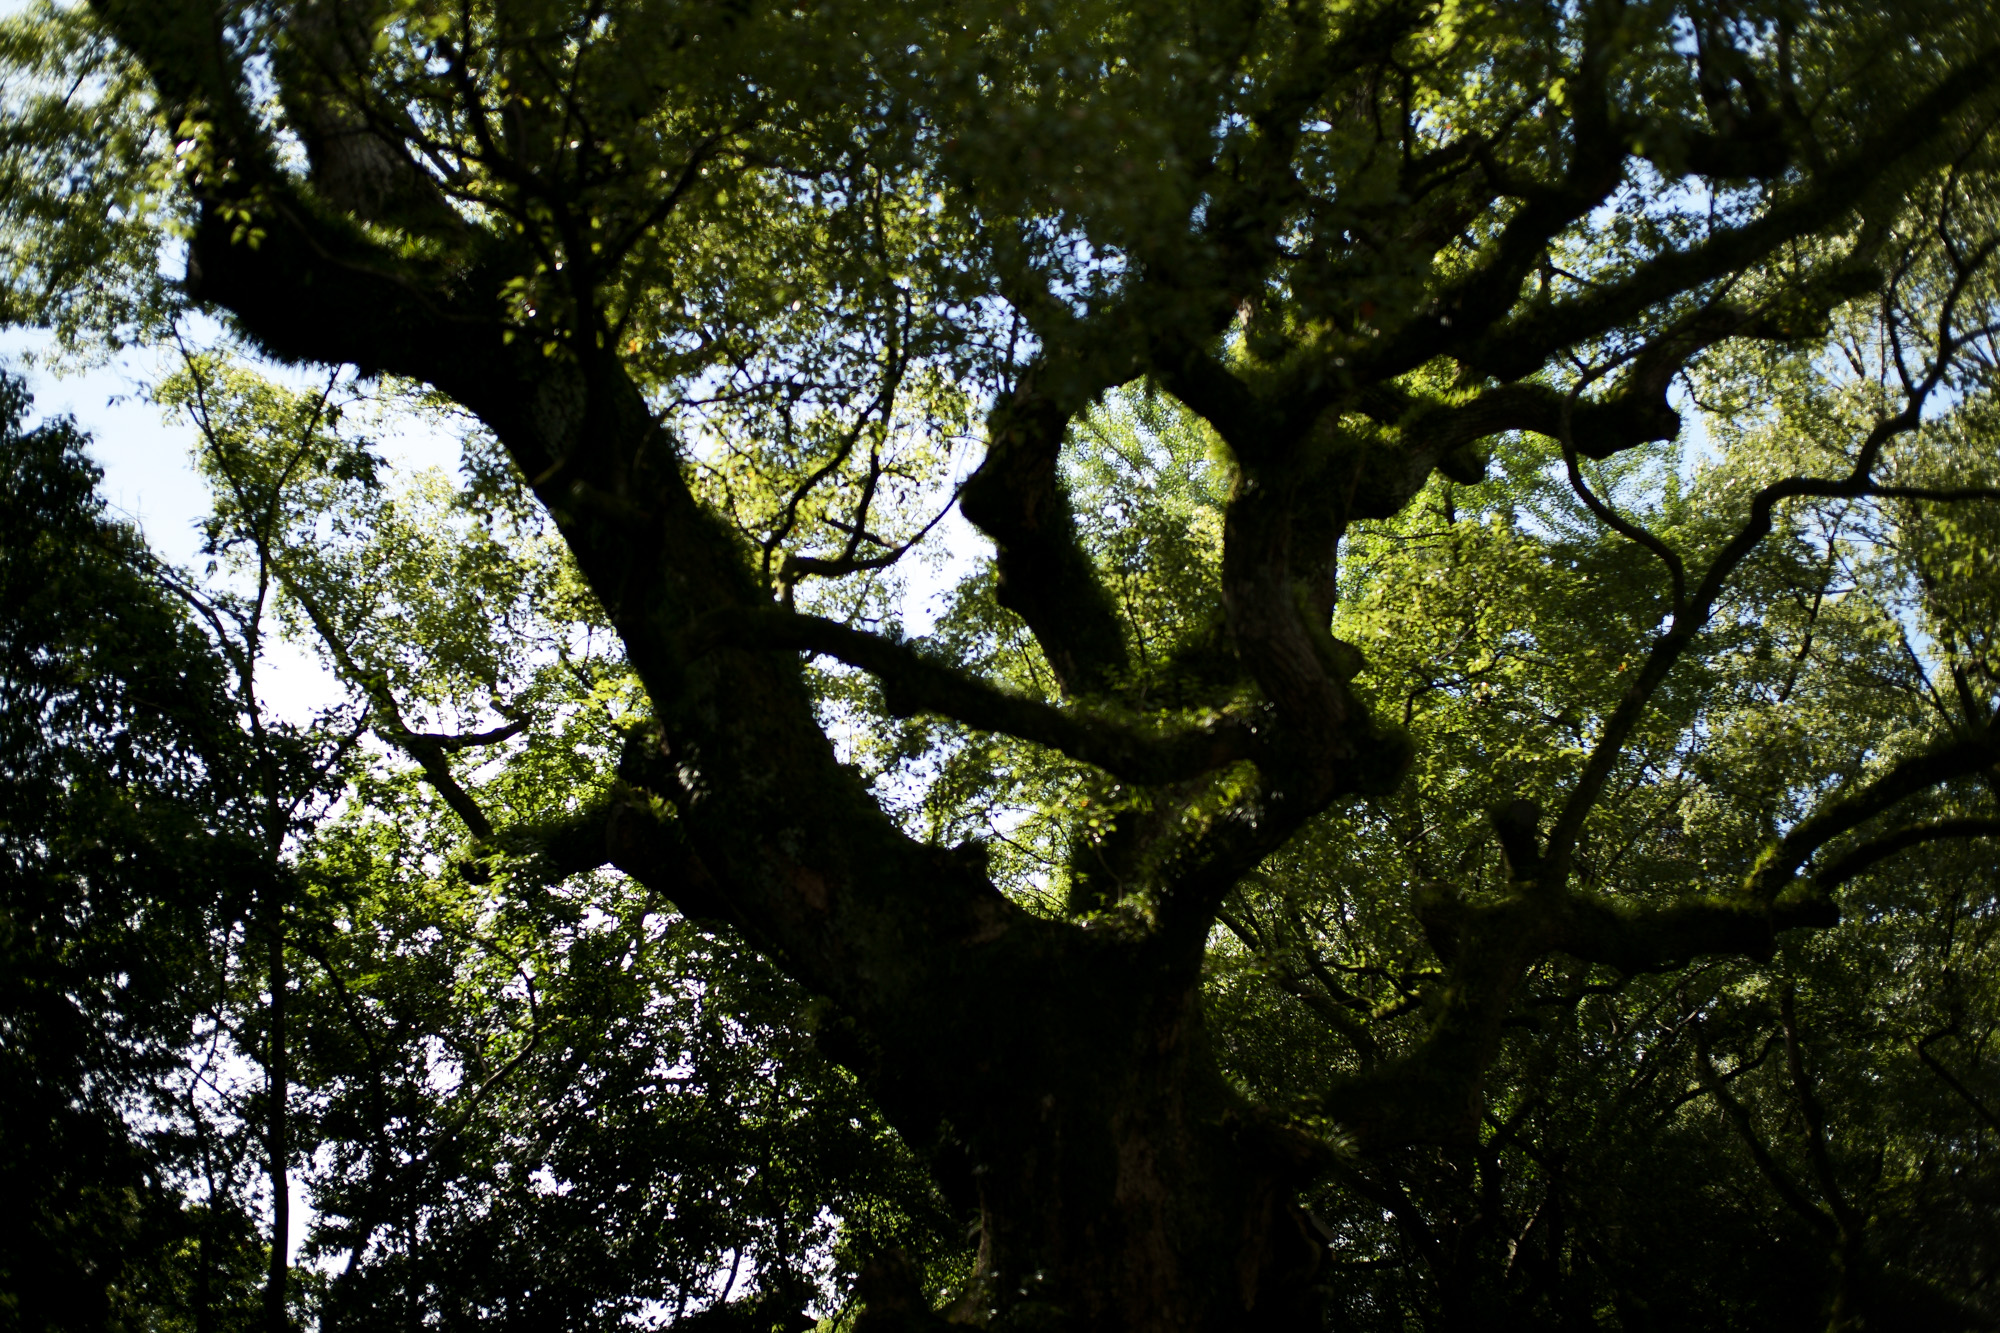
xmin=1 ymin=334 xmax=212 ymax=566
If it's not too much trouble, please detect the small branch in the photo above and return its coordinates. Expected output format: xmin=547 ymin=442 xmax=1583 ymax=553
xmin=1695 ymin=1022 xmax=1837 ymax=1239
xmin=779 ymin=481 xmax=963 ymax=594
xmin=284 ymin=579 xmax=501 ymax=839
xmin=1913 ymin=1031 xmax=2000 ymax=1135
xmin=1547 ymin=384 xmax=1979 ymax=880
xmin=407 ymin=718 xmax=529 ymax=752
xmin=1217 ymin=909 xmax=1382 ymax=1064
xmin=1779 ymin=986 xmax=1860 ymax=1234
xmin=1561 ymin=431 xmax=1687 ymax=610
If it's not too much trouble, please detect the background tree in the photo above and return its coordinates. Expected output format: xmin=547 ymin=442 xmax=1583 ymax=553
xmin=2 ymin=0 xmax=1999 ymax=1329
xmin=0 ymin=371 xmax=283 ymax=1332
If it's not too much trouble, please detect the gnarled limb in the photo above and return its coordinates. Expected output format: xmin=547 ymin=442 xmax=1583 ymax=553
xmin=1320 ymin=891 xmax=1552 ymax=1148
xmin=1815 ymin=816 xmax=2000 ymax=889
xmin=1318 ymin=773 xmax=1991 ymax=1154
xmin=1549 ymin=890 xmax=1839 ymax=974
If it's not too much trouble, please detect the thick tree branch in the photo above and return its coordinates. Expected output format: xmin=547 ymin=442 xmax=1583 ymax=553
xmin=1319 ymin=770 xmax=1992 ymax=1154
xmin=1814 ymin=816 xmax=2000 ymax=888
xmin=1748 ymin=731 xmax=2000 ymax=900
xmin=695 ymin=605 xmax=1258 ymax=786
xmin=1550 ymin=890 xmax=1839 ymax=973
xmin=960 ymin=368 xmax=1132 ymax=696
xmin=1316 ymin=864 xmax=1843 ymax=1153
xmin=1317 ymin=928 xmax=1532 ymax=1147
xmin=486 ymin=797 xmax=617 ymax=885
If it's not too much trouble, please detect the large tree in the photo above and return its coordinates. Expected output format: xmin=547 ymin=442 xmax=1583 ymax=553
xmin=5 ymin=0 xmax=2000 ymax=1328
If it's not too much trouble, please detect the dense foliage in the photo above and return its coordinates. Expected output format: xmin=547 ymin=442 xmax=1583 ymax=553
xmin=2 ymin=0 xmax=1999 ymax=1330
xmin=0 ymin=375 xmax=268 ymax=1330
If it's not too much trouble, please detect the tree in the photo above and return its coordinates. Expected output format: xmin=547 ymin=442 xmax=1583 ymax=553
xmin=4 ymin=0 xmax=2000 ymax=1329
xmin=0 ymin=371 xmax=282 ymax=1332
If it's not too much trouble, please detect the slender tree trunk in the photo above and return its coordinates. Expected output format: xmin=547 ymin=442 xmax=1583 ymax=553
xmin=1826 ymin=1228 xmax=1870 ymax=1333
xmin=265 ymin=925 xmax=289 ymax=1333
xmin=194 ymin=1206 xmax=213 ymax=1333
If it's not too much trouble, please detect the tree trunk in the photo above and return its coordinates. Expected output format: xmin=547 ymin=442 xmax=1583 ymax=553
xmin=963 ymin=1066 xmax=1325 ymax=1331
xmin=847 ymin=941 xmax=1326 ymax=1333
xmin=194 ymin=1206 xmax=213 ymax=1333
xmin=264 ymin=925 xmax=289 ymax=1333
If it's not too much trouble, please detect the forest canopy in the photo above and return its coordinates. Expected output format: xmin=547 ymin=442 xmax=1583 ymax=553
xmin=1 ymin=0 xmax=1999 ymax=1330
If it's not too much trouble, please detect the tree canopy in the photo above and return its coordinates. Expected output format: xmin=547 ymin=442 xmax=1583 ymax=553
xmin=2 ymin=0 xmax=1999 ymax=1329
